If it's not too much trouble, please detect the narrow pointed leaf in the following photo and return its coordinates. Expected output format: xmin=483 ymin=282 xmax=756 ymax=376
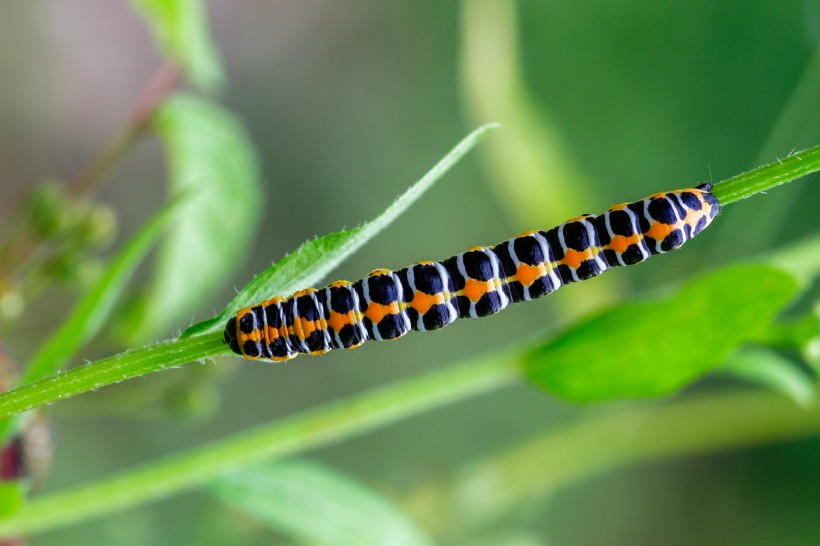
xmin=211 ymin=460 xmax=434 ymax=546
xmin=23 ymin=196 xmax=185 ymax=384
xmin=184 ymin=123 xmax=498 ymax=337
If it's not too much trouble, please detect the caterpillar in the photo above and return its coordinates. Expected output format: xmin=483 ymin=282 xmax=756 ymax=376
xmin=224 ymin=184 xmax=720 ymax=361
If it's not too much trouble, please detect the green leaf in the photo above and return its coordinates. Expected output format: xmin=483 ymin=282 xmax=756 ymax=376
xmin=0 ymin=351 xmax=515 ymax=538
xmin=129 ymin=0 xmax=224 ymax=90
xmin=0 ymin=196 xmax=185 ymax=443
xmin=721 ymin=347 xmax=815 ymax=408
xmin=0 ymin=482 xmax=25 ymax=518
xmin=523 ymin=264 xmax=803 ymax=402
xmin=183 ymin=123 xmax=499 ymax=337
xmin=0 ymin=125 xmax=501 ymax=421
xmin=22 ymin=197 xmax=185 ymax=384
xmin=124 ymin=94 xmax=262 ymax=342
xmin=210 ymin=460 xmax=434 ymax=546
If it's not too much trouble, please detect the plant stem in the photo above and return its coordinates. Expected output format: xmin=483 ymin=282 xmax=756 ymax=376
xmin=0 ymin=334 xmax=225 ymax=419
xmin=0 ymin=62 xmax=182 ymax=317
xmin=68 ymin=62 xmax=181 ymax=197
xmin=0 ymin=198 xmax=188 ymax=442
xmin=713 ymin=144 xmax=820 ymax=205
xmin=0 ymin=353 xmax=520 ymax=538
xmin=0 ymin=142 xmax=817 ymax=419
xmin=404 ymin=387 xmax=820 ymax=539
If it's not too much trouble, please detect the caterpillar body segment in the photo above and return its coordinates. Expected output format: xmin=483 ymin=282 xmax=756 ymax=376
xmin=224 ymin=184 xmax=720 ymax=361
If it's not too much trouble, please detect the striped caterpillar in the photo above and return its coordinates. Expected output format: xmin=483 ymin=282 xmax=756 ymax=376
xmin=224 ymin=184 xmax=720 ymax=361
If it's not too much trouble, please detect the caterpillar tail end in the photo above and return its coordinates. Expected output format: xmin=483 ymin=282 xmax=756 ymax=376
xmin=223 ymin=316 xmax=242 ymax=356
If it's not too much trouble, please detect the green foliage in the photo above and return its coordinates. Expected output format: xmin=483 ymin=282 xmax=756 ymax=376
xmin=777 ymin=311 xmax=820 ymax=372
xmin=0 ymin=197 xmax=187 ymax=442
xmin=2 ymin=4 xmax=818 ymax=544
xmin=210 ymin=460 xmax=434 ymax=546
xmin=0 ymin=138 xmax=816 ymax=424
xmin=185 ymin=123 xmax=499 ymax=337
xmin=523 ymin=264 xmax=803 ymax=401
xmin=0 ymin=483 xmax=25 ymax=519
xmin=0 ymin=335 xmax=226 ymax=421
xmin=410 ymin=386 xmax=820 ymax=539
xmin=129 ymin=0 xmax=224 ymax=90
xmin=721 ymin=347 xmax=816 ymax=408
xmin=0 ymin=126 xmax=498 ymax=419
xmin=21 ymin=197 xmax=185 ymax=386
xmin=0 ymin=352 xmax=517 ymax=538
xmin=121 ymin=93 xmax=262 ymax=342
xmin=25 ymin=182 xmax=76 ymax=238
xmin=22 ymin=182 xmax=117 ymax=288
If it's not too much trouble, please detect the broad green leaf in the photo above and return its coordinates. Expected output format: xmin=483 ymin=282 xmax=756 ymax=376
xmin=524 ymin=264 xmax=803 ymax=402
xmin=210 ymin=460 xmax=434 ymax=546
xmin=129 ymin=0 xmax=224 ymax=90
xmin=183 ymin=123 xmax=498 ymax=337
xmin=124 ymin=94 xmax=262 ymax=342
xmin=721 ymin=347 xmax=815 ymax=408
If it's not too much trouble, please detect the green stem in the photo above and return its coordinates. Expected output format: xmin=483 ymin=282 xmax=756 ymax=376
xmin=0 ymin=353 xmax=520 ymax=538
xmin=406 ymin=387 xmax=820 ymax=539
xmin=0 ymin=335 xmax=225 ymax=419
xmin=0 ymin=143 xmax=816 ymax=420
xmin=0 ymin=142 xmax=816 ymax=538
xmin=0 ymin=199 xmax=186 ymax=443
xmin=712 ymin=144 xmax=820 ymax=205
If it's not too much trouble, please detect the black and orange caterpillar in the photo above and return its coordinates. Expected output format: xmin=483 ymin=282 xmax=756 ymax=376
xmin=224 ymin=184 xmax=720 ymax=361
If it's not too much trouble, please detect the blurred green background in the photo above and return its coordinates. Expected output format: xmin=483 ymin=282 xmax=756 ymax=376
xmin=0 ymin=1 xmax=818 ymax=544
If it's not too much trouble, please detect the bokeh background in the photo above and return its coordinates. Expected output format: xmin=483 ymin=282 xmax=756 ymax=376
xmin=1 ymin=1 xmax=819 ymax=544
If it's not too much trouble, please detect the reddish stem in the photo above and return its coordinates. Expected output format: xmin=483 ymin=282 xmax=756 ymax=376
xmin=67 ymin=61 xmax=182 ymax=197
